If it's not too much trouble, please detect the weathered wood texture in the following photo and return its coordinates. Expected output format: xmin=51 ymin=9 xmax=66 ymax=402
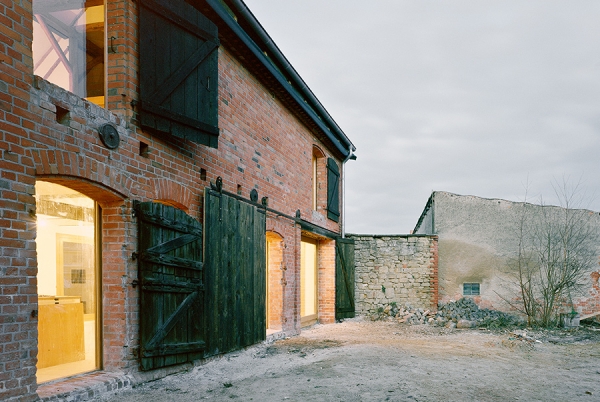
xmin=135 ymin=201 xmax=204 ymax=371
xmin=327 ymin=158 xmax=340 ymax=222
xmin=139 ymin=0 xmax=219 ymax=147
xmin=335 ymin=238 xmax=355 ymax=320
xmin=204 ymin=189 xmax=266 ymax=356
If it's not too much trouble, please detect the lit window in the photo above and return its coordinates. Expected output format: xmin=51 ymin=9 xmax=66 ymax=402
xmin=312 ymin=146 xmax=325 ymax=211
xmin=35 ymin=182 xmax=101 ymax=383
xmin=312 ymin=154 xmax=317 ymax=210
xmin=463 ymin=283 xmax=480 ymax=296
xmin=33 ymin=1 xmax=105 ymax=107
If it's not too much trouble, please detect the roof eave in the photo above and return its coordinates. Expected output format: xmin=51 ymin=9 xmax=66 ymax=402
xmin=200 ymin=0 xmax=355 ymax=158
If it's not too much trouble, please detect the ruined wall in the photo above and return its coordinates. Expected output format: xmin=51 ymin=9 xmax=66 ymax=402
xmin=349 ymin=235 xmax=438 ymax=315
xmin=414 ymin=191 xmax=600 ymax=314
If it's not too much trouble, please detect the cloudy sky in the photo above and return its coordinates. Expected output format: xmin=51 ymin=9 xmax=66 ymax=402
xmin=243 ymin=0 xmax=600 ymax=234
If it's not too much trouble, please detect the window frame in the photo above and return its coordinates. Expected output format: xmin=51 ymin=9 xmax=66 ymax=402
xmin=32 ymin=0 xmax=107 ymax=107
xmin=463 ymin=282 xmax=481 ymax=296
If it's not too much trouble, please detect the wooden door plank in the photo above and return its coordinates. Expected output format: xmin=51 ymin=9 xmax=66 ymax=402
xmin=254 ymin=209 xmax=267 ymax=343
xmin=239 ymin=201 xmax=250 ymax=347
xmin=146 ymin=233 xmax=198 ymax=255
xmin=136 ymin=201 xmax=204 ymax=370
xmin=145 ymin=291 xmax=199 ymax=351
xmin=335 ymin=239 xmax=355 ymax=319
xmin=203 ymin=190 xmax=266 ymax=356
xmin=149 ymin=41 xmax=218 ymax=105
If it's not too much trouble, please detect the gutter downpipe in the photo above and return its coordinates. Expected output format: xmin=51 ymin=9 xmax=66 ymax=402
xmin=228 ymin=0 xmax=355 ymax=157
xmin=342 ymin=146 xmax=357 ymax=238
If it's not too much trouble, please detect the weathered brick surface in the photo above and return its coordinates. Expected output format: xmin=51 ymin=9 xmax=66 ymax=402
xmin=1 ymin=0 xmax=345 ymax=400
xmin=349 ymin=235 xmax=439 ymax=315
xmin=1 ymin=1 xmax=38 ymax=401
xmin=37 ymin=372 xmax=132 ymax=402
xmin=317 ymin=239 xmax=336 ymax=324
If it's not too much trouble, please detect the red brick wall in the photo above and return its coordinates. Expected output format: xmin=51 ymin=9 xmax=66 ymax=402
xmin=1 ymin=0 xmax=38 ymax=400
xmin=317 ymin=239 xmax=336 ymax=324
xmin=429 ymin=237 xmax=439 ymax=308
xmin=266 ymin=216 xmax=305 ymax=334
xmin=1 ymin=1 xmax=345 ymax=400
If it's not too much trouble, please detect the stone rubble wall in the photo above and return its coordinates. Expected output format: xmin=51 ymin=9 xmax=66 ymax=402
xmin=348 ymin=234 xmax=438 ymax=315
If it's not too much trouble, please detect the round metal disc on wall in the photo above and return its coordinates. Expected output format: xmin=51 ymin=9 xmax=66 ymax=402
xmin=98 ymin=123 xmax=120 ymax=149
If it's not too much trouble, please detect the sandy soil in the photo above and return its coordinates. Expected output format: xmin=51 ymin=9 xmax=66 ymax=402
xmin=104 ymin=319 xmax=600 ymax=402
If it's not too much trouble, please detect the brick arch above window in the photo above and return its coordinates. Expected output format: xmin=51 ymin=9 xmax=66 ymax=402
xmin=31 ymin=150 xmax=129 ymax=205
xmin=266 ymin=230 xmax=284 ymax=243
xmin=151 ymin=178 xmax=194 ymax=213
xmin=312 ymin=145 xmax=326 ymax=158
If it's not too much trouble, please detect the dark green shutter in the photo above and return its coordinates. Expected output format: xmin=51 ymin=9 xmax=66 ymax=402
xmin=327 ymin=158 xmax=340 ymax=222
xmin=336 ymin=238 xmax=355 ymax=320
xmin=135 ymin=201 xmax=205 ymax=371
xmin=139 ymin=0 xmax=219 ymax=147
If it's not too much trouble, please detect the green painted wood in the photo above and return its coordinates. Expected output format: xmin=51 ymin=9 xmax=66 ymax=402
xmin=336 ymin=238 xmax=356 ymax=320
xmin=254 ymin=210 xmax=267 ymax=341
xmin=327 ymin=158 xmax=340 ymax=222
xmin=136 ymin=202 xmax=204 ymax=371
xmin=139 ymin=0 xmax=219 ymax=147
xmin=204 ymin=189 xmax=266 ymax=357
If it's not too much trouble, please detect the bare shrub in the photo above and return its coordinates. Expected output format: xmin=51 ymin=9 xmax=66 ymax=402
xmin=508 ymin=179 xmax=599 ymax=327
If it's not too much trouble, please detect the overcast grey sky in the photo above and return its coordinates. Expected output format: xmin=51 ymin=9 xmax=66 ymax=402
xmin=243 ymin=0 xmax=600 ymax=234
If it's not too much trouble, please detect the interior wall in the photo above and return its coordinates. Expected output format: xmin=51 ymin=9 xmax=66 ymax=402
xmin=300 ymin=237 xmax=318 ymax=321
xmin=36 ymin=217 xmax=94 ymax=296
xmin=266 ymin=232 xmax=284 ymax=331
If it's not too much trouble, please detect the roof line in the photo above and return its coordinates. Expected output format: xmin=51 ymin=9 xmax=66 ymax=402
xmin=413 ymin=192 xmax=435 ymax=233
xmin=204 ymin=0 xmax=355 ymax=157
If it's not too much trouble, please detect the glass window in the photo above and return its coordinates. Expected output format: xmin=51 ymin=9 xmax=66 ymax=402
xmin=35 ymin=182 xmax=101 ymax=383
xmin=463 ymin=283 xmax=480 ymax=296
xmin=33 ymin=1 xmax=105 ymax=106
xmin=312 ymin=146 xmax=325 ymax=212
xmin=312 ymin=154 xmax=318 ymax=210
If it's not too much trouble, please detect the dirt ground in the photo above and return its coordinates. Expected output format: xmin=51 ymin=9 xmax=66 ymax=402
xmin=104 ymin=318 xmax=600 ymax=402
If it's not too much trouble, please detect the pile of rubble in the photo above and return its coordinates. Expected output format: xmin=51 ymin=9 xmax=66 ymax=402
xmin=371 ymin=297 xmax=521 ymax=328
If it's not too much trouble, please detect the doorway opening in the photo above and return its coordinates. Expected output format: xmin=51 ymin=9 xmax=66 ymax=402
xmin=266 ymin=232 xmax=283 ymax=335
xmin=300 ymin=236 xmax=318 ymax=327
xmin=35 ymin=181 xmax=101 ymax=383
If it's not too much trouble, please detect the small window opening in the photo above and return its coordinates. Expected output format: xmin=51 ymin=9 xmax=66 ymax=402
xmin=200 ymin=168 xmax=207 ymax=181
xmin=463 ymin=283 xmax=480 ymax=296
xmin=56 ymin=105 xmax=70 ymax=125
xmin=139 ymin=141 xmax=149 ymax=157
xmin=237 ymin=184 xmax=242 ymax=195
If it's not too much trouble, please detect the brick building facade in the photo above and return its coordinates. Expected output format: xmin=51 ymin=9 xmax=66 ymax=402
xmin=0 ymin=1 xmax=355 ymax=400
